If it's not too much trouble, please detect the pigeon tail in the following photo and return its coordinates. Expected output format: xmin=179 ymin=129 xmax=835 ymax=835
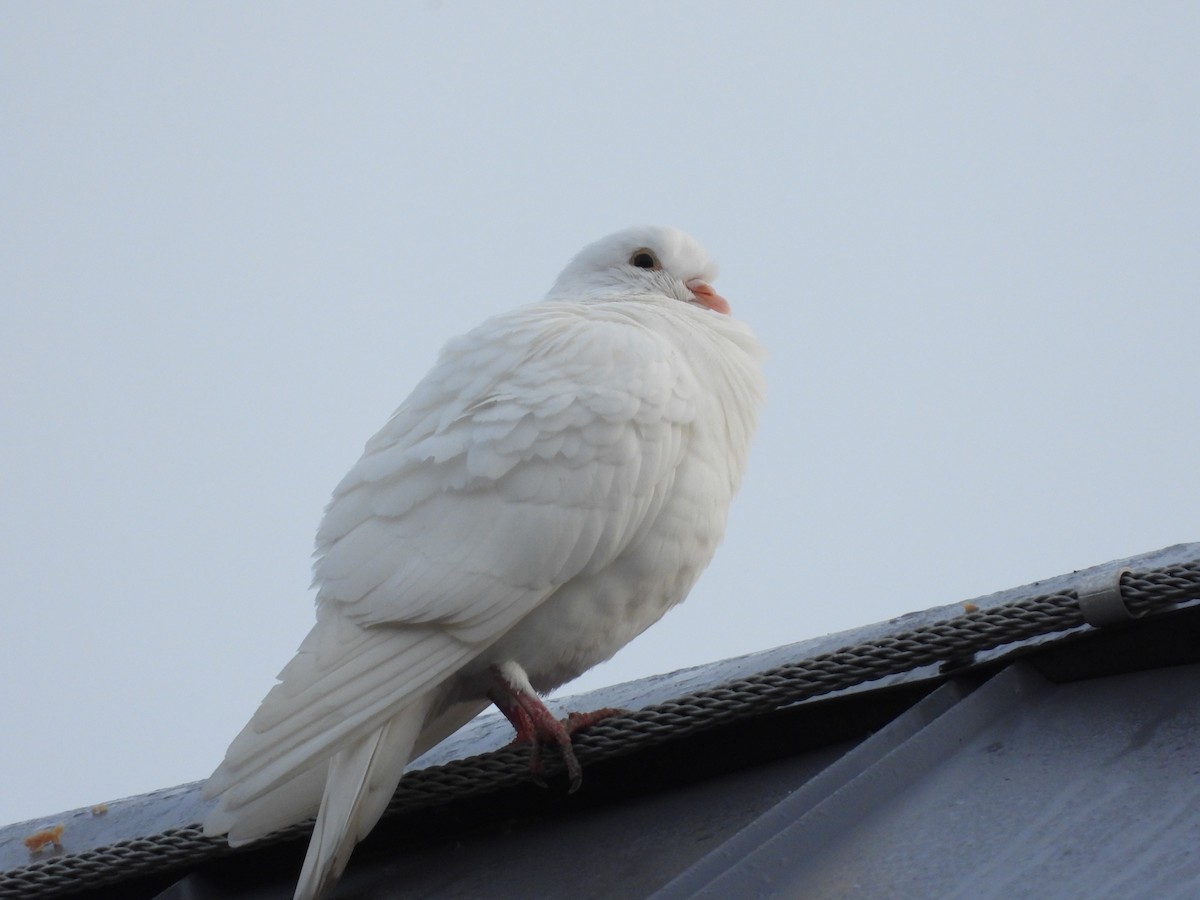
xmin=294 ymin=697 xmax=432 ymax=900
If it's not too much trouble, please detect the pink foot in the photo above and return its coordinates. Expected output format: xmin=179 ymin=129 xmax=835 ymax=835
xmin=488 ymin=665 xmax=627 ymax=793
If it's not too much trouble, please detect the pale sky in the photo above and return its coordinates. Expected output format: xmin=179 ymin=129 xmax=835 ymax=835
xmin=3 ymin=3 xmax=1197 ymax=828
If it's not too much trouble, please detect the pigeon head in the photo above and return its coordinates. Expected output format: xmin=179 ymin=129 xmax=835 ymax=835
xmin=547 ymin=226 xmax=730 ymax=315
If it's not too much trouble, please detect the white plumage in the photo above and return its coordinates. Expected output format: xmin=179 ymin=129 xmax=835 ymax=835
xmin=202 ymin=225 xmax=766 ymax=899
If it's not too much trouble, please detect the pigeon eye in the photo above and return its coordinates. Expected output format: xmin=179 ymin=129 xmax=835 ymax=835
xmin=630 ymin=249 xmax=661 ymax=270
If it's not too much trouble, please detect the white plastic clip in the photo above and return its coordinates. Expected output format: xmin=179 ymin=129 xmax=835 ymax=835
xmin=1076 ymin=566 xmax=1137 ymax=627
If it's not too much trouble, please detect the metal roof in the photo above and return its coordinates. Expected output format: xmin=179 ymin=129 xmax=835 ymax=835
xmin=3 ymin=542 xmax=1199 ymax=899
xmin=656 ymin=661 xmax=1200 ymax=899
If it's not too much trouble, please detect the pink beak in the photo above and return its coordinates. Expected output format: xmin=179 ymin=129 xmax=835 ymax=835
xmin=686 ymin=279 xmax=731 ymax=315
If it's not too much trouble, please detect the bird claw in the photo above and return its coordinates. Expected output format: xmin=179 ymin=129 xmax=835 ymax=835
xmin=528 ymin=706 xmax=629 ymax=792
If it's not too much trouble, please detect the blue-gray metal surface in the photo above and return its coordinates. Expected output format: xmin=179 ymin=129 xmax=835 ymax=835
xmin=655 ymin=660 xmax=1200 ymax=900
xmin=651 ymin=679 xmax=977 ymax=899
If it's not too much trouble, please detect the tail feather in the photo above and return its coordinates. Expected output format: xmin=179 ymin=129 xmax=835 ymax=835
xmin=294 ymin=699 xmax=431 ymax=900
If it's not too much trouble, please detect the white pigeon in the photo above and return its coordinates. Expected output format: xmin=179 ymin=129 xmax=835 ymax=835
xmin=202 ymin=225 xmax=766 ymax=900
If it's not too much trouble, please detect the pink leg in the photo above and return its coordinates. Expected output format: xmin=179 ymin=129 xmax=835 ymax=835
xmin=488 ymin=664 xmax=626 ymax=793
xmin=489 ymin=691 xmax=550 ymax=784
